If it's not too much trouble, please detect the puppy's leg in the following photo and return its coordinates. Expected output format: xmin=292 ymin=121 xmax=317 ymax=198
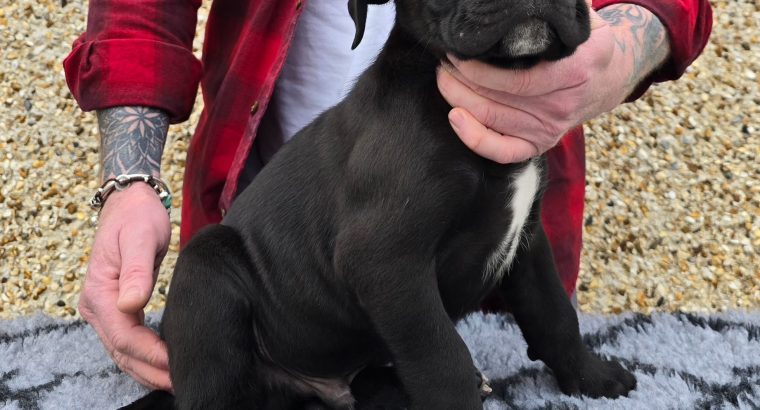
xmin=161 ymin=225 xmax=263 ymax=409
xmin=498 ymin=223 xmax=636 ymax=398
xmin=335 ymin=214 xmax=482 ymax=410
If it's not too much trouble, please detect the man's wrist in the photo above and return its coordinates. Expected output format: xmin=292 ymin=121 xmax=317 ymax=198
xmin=91 ymin=174 xmax=172 ymax=214
xmin=97 ymin=106 xmax=169 ymax=182
xmin=597 ymin=3 xmax=671 ymax=96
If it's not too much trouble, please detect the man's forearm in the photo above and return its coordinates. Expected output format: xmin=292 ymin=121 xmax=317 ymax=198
xmin=598 ymin=3 xmax=671 ymax=95
xmin=97 ymin=106 xmax=169 ymax=181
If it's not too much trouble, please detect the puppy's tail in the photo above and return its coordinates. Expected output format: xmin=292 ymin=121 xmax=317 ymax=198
xmin=118 ymin=390 xmax=175 ymax=410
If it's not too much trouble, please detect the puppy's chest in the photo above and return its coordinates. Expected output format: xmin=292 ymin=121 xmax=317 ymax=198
xmin=483 ymin=159 xmax=543 ymax=279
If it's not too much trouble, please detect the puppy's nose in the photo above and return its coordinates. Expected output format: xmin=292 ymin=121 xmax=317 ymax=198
xmin=501 ymin=19 xmax=552 ymax=57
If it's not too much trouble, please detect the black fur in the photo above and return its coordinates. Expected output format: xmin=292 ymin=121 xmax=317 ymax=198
xmin=121 ymin=0 xmax=635 ymax=409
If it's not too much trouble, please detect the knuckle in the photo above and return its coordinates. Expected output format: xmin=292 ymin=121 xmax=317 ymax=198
xmin=468 ymin=80 xmax=489 ymax=97
xmin=147 ymin=341 xmax=167 ymax=367
xmin=512 ymin=73 xmax=532 ymax=95
xmin=469 ymin=135 xmax=483 ymax=152
xmin=551 ymin=103 xmax=575 ymax=122
xmin=121 ymin=265 xmax=152 ymax=281
xmin=496 ymin=148 xmax=519 ymax=164
xmin=544 ymin=121 xmax=565 ymax=139
xmin=112 ymin=349 xmax=130 ymax=371
xmin=495 ymin=152 xmax=513 ymax=165
xmin=78 ymin=304 xmax=95 ymax=323
xmin=460 ymin=136 xmax=483 ymax=157
xmin=111 ymin=331 xmax=130 ymax=353
xmin=478 ymin=104 xmax=499 ymax=129
xmin=148 ymin=375 xmax=167 ymax=391
xmin=535 ymin=109 xmax=566 ymax=137
xmin=77 ymin=292 xmax=97 ymax=321
xmin=537 ymin=119 xmax=561 ymax=141
xmin=568 ymin=67 xmax=591 ymax=88
xmin=141 ymin=340 xmax=161 ymax=367
xmin=462 ymin=127 xmax=483 ymax=152
xmin=86 ymin=252 xmax=112 ymax=276
xmin=145 ymin=352 xmax=160 ymax=369
xmin=128 ymin=225 xmax=161 ymax=243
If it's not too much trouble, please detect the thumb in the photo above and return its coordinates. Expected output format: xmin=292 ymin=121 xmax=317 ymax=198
xmin=117 ymin=231 xmax=158 ymax=313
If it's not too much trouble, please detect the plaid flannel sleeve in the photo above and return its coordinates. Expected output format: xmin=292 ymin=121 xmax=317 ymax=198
xmin=63 ymin=0 xmax=203 ymax=123
xmin=592 ymin=0 xmax=714 ymax=101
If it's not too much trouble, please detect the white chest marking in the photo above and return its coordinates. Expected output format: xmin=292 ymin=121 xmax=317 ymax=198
xmin=485 ymin=160 xmax=541 ymax=280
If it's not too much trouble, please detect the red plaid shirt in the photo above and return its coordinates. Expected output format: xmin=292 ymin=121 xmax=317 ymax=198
xmin=64 ymin=0 xmax=712 ymax=295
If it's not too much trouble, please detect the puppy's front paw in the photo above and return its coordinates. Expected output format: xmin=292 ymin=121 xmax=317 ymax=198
xmin=557 ymin=355 xmax=636 ymax=398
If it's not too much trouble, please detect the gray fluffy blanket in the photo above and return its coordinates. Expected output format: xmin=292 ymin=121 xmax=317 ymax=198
xmin=2 ymin=311 xmax=759 ymax=409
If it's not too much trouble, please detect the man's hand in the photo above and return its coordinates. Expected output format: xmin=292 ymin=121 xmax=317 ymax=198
xmin=79 ymin=183 xmax=172 ymax=390
xmin=437 ymin=3 xmax=670 ymax=164
xmin=82 ymin=105 xmax=173 ymax=390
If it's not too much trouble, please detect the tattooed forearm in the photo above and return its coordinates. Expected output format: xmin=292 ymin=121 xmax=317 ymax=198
xmin=598 ymin=4 xmax=670 ymax=93
xmin=97 ymin=106 xmax=169 ymax=181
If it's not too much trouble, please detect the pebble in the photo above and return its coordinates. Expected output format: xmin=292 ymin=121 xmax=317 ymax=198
xmin=0 ymin=0 xmax=190 ymax=319
xmin=1 ymin=0 xmax=759 ymax=319
xmin=578 ymin=0 xmax=760 ymax=314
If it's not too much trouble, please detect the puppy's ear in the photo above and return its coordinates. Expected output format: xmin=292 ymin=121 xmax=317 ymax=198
xmin=348 ymin=0 xmax=390 ymax=50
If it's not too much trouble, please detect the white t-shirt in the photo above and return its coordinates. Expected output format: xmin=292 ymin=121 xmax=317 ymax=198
xmin=240 ymin=0 xmax=396 ymax=184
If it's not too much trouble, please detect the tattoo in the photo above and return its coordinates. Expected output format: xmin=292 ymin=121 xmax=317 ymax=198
xmin=97 ymin=106 xmax=169 ymax=181
xmin=598 ymin=4 xmax=670 ymax=92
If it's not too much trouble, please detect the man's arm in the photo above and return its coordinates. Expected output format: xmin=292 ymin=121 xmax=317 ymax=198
xmin=98 ymin=106 xmax=169 ymax=180
xmin=63 ymin=0 xmax=203 ymax=391
xmin=593 ymin=0 xmax=714 ymax=101
xmin=597 ymin=4 xmax=670 ymax=98
xmin=77 ymin=105 xmax=174 ymax=391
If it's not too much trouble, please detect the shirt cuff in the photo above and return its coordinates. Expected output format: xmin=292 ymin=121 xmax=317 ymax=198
xmin=63 ymin=37 xmax=202 ymax=124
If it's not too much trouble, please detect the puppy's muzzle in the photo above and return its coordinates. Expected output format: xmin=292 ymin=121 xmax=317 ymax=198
xmin=499 ymin=19 xmax=554 ymax=57
xmin=442 ymin=0 xmax=590 ymax=67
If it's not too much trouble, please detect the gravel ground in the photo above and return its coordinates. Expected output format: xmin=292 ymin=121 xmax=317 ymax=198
xmin=0 ymin=0 xmax=757 ymax=319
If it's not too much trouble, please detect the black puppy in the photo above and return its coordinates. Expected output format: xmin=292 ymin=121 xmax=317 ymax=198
xmin=126 ymin=0 xmax=636 ymax=408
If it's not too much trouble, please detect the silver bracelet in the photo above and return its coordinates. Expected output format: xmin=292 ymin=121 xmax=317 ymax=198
xmin=90 ymin=174 xmax=172 ymax=214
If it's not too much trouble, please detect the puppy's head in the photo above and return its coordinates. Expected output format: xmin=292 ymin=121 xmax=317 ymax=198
xmin=350 ymin=0 xmax=591 ymax=68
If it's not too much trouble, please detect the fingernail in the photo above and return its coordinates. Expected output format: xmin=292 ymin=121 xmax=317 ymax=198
xmin=440 ymin=61 xmax=454 ymax=74
xmin=449 ymin=110 xmax=463 ymax=131
xmin=447 ymin=53 xmax=461 ymax=64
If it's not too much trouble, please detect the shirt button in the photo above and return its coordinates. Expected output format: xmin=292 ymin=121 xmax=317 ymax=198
xmin=296 ymin=0 xmax=302 ymax=10
xmin=250 ymin=101 xmax=259 ymax=116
